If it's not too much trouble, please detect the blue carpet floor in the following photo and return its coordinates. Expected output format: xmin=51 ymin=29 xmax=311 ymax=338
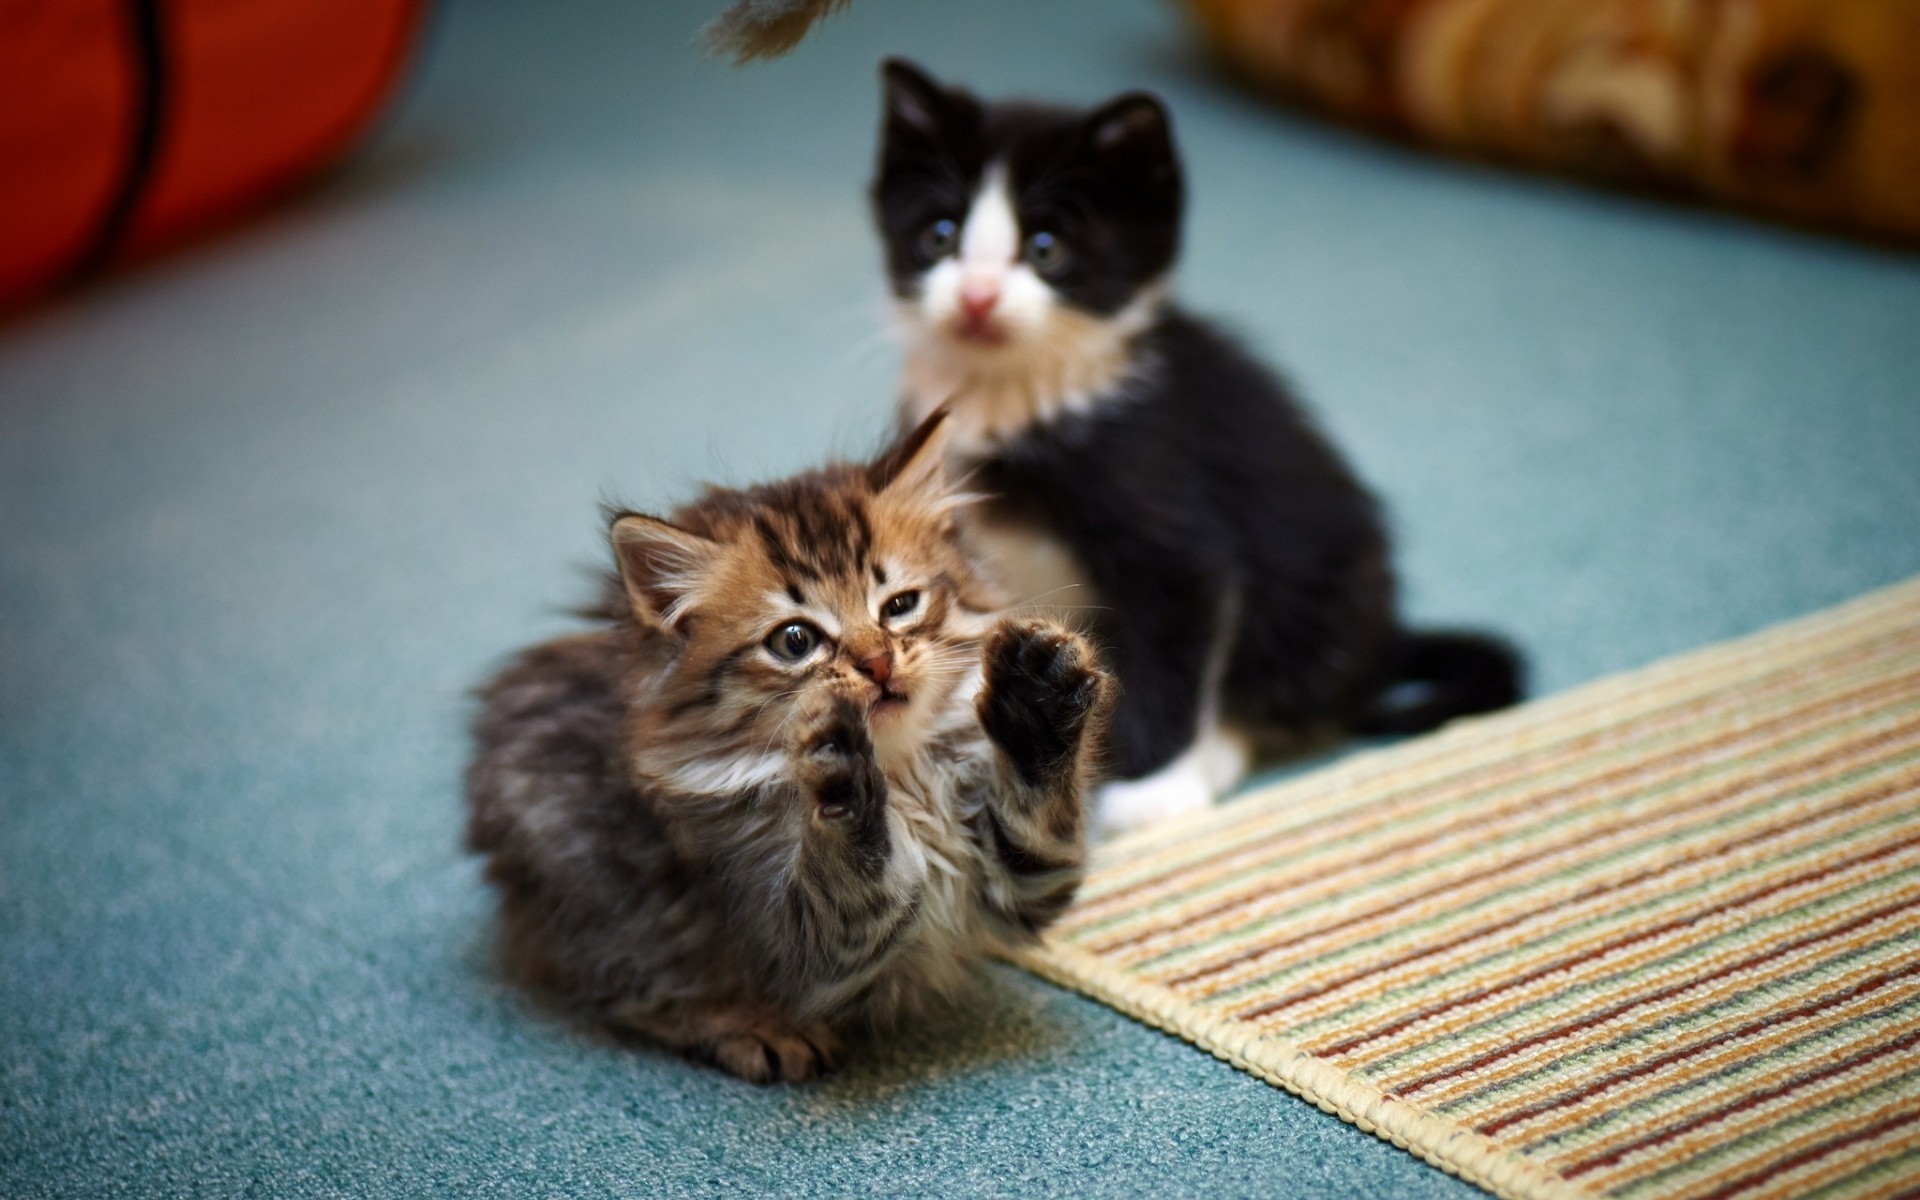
xmin=3 ymin=0 xmax=1918 ymax=1195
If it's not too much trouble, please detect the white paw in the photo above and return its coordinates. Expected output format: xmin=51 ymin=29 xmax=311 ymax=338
xmin=1196 ymin=723 xmax=1252 ymax=796
xmin=1097 ymin=752 xmax=1215 ymax=835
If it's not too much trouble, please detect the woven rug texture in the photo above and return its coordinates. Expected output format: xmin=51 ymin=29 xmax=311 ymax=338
xmin=1027 ymin=577 xmax=1920 ymax=1200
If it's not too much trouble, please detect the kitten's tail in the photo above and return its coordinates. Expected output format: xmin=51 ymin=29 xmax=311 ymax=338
xmin=1353 ymin=630 xmax=1525 ymax=736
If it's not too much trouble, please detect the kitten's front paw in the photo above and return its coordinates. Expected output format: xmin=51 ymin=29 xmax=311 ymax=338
xmin=978 ymin=620 xmax=1111 ymax=786
xmin=709 ymin=1021 xmax=844 ymax=1085
xmin=799 ymin=701 xmax=889 ymax=861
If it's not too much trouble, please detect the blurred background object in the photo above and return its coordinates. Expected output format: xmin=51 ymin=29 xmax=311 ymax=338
xmin=705 ymin=0 xmax=851 ymax=62
xmin=1185 ymin=0 xmax=1920 ymax=244
xmin=0 ymin=0 xmax=423 ymax=307
xmin=7 ymin=0 xmax=1912 ymax=315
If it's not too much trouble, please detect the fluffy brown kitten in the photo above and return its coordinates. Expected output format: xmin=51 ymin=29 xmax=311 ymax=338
xmin=464 ymin=414 xmax=1112 ymax=1083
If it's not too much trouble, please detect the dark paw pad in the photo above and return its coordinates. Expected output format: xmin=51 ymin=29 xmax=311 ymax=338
xmin=979 ymin=620 xmax=1107 ymax=785
xmin=800 ymin=703 xmax=889 ymax=861
xmin=805 ymin=701 xmax=875 ymax=765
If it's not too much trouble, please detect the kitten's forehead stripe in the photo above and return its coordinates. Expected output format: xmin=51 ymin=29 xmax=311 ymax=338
xmin=787 ymin=583 xmax=804 ymax=604
xmin=774 ymin=490 xmax=874 ymax=581
xmin=753 ymin=513 xmax=816 ymax=583
xmin=960 ymin=164 xmax=1019 ymax=268
xmin=849 ymin=503 xmax=873 ymax=571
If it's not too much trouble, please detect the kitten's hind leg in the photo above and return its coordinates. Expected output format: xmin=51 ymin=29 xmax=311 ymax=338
xmin=1198 ymin=721 xmax=1252 ymax=795
xmin=1096 ymin=717 xmax=1248 ymax=834
xmin=1096 ymin=743 xmax=1215 ymax=834
xmin=1098 ymin=584 xmax=1251 ymax=835
xmin=608 ymin=1000 xmax=844 ymax=1085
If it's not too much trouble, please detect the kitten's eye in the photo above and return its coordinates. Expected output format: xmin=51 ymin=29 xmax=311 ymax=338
xmin=1024 ymin=231 xmax=1070 ymax=276
xmin=881 ymin=590 xmax=921 ymax=621
xmin=918 ymin=219 xmax=959 ymax=262
xmin=765 ymin=621 xmax=823 ymax=662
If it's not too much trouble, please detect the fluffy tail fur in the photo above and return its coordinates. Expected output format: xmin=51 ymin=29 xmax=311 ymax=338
xmin=703 ymin=0 xmax=851 ymax=63
xmin=1353 ymin=630 xmax=1524 ymax=736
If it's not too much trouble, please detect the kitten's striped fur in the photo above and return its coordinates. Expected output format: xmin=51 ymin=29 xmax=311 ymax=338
xmin=465 ymin=414 xmax=1112 ymax=1082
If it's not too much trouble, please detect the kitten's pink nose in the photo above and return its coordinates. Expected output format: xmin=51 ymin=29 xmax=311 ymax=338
xmin=856 ymin=651 xmax=893 ymax=687
xmin=959 ymin=281 xmax=999 ymax=323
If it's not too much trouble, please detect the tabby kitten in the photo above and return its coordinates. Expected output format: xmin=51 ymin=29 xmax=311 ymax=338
xmin=465 ymin=413 xmax=1112 ymax=1083
xmin=871 ymin=60 xmax=1523 ymax=831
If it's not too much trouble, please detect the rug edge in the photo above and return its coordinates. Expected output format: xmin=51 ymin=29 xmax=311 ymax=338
xmin=1017 ymin=941 xmax=1593 ymax=1200
xmin=1028 ymin=576 xmax=1920 ymax=1198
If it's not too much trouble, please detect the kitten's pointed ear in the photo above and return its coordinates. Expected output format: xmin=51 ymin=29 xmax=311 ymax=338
xmin=609 ymin=512 xmax=722 ymax=632
xmin=881 ymin=58 xmax=953 ymax=136
xmin=868 ymin=407 xmax=952 ymax=499
xmin=1087 ymin=92 xmax=1174 ymax=158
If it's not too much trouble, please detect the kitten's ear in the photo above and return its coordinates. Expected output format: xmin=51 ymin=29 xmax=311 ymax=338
xmin=1086 ymin=92 xmax=1175 ymax=159
xmin=880 ymin=58 xmax=963 ymax=137
xmin=608 ymin=512 xmax=722 ymax=632
xmin=868 ymin=407 xmax=952 ymax=499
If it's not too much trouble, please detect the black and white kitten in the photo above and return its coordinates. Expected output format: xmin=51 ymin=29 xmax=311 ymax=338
xmin=870 ymin=59 xmax=1523 ymax=831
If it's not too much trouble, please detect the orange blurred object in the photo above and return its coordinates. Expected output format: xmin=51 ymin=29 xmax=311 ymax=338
xmin=0 ymin=0 xmax=424 ymax=308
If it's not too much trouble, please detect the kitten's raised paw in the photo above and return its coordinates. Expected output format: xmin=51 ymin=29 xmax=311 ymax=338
xmin=798 ymin=700 xmax=890 ymax=864
xmin=709 ymin=1022 xmax=844 ymax=1085
xmin=802 ymin=696 xmax=875 ymax=761
xmin=978 ymin=619 xmax=1109 ymax=786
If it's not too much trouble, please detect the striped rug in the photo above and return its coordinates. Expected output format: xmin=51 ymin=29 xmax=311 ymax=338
xmin=1023 ymin=578 xmax=1920 ymax=1199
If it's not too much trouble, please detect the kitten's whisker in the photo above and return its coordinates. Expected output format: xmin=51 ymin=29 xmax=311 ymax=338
xmin=750 ymin=687 xmax=806 ymax=720
xmin=1013 ymin=603 xmax=1113 ymax=615
xmin=759 ymin=700 xmax=812 ymax=760
xmin=733 ymin=686 xmax=810 ymax=762
xmin=996 ymin=582 xmax=1116 ymax=618
xmin=1002 ymin=583 xmax=1089 ymax=608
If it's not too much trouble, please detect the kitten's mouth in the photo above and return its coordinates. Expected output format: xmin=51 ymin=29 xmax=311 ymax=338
xmin=952 ymin=315 xmax=1010 ymax=347
xmin=869 ymin=687 xmax=911 ymax=720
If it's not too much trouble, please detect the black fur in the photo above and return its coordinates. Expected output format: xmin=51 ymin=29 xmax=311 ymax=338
xmin=872 ymin=61 xmax=1524 ymax=781
xmin=1356 ymin=631 xmax=1524 ymax=736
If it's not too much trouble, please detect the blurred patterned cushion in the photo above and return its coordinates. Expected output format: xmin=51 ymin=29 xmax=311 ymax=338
xmin=1185 ymin=0 xmax=1920 ymax=242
